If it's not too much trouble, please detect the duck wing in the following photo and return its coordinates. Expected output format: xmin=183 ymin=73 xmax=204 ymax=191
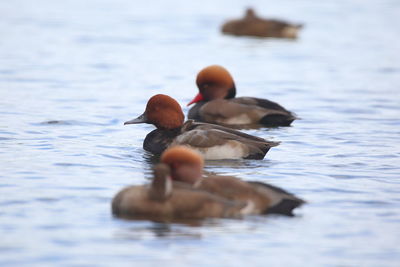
xmin=232 ymin=97 xmax=293 ymax=113
xmin=232 ymin=97 xmax=297 ymax=126
xmin=196 ymin=175 xmax=305 ymax=216
xmin=171 ymin=121 xmax=279 ymax=159
xmin=199 ymin=99 xmax=269 ymax=126
xmin=198 ymin=98 xmax=296 ymax=127
xmin=169 ymin=185 xmax=249 ymax=219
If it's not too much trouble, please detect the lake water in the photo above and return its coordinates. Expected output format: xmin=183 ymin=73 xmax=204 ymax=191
xmin=1 ymin=0 xmax=400 ymax=266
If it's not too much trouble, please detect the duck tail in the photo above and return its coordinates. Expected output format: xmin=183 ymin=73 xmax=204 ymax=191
xmin=248 ymin=181 xmax=306 ymax=216
xmin=268 ymin=141 xmax=280 ymax=147
xmin=282 ymin=24 xmax=302 ymax=39
xmin=260 ymin=113 xmax=297 ymax=127
xmin=265 ymin=198 xmax=304 ymax=216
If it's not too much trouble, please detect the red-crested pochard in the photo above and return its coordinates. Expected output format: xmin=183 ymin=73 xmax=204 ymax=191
xmin=221 ymin=8 xmax=303 ymax=39
xmin=188 ymin=65 xmax=297 ymax=128
xmin=124 ymin=94 xmax=279 ymax=160
xmin=112 ymin=163 xmax=251 ymax=221
xmin=161 ymin=146 xmax=305 ymax=216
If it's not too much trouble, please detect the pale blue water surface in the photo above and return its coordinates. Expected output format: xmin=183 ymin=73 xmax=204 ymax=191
xmin=1 ymin=0 xmax=400 ymax=266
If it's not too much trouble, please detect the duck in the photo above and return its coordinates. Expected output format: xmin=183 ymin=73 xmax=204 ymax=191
xmin=187 ymin=65 xmax=297 ymax=128
xmin=124 ymin=94 xmax=279 ymax=160
xmin=221 ymin=8 xmax=303 ymax=39
xmin=112 ymin=163 xmax=251 ymax=222
xmin=161 ymin=146 xmax=305 ymax=216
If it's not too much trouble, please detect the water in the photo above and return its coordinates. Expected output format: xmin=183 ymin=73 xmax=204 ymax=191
xmin=1 ymin=0 xmax=400 ymax=266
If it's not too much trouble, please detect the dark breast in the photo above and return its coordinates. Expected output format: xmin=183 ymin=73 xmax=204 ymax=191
xmin=187 ymin=102 xmax=205 ymax=121
xmin=143 ymin=128 xmax=181 ymax=155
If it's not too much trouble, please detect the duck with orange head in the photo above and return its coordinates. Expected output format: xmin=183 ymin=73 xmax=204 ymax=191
xmin=161 ymin=146 xmax=305 ymax=216
xmin=124 ymin=94 xmax=279 ymax=160
xmin=188 ymin=65 xmax=297 ymax=128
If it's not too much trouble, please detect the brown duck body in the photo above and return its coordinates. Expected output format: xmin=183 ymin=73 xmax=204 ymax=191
xmin=194 ymin=175 xmax=305 ymax=216
xmin=125 ymin=94 xmax=279 ymax=160
xmin=188 ymin=97 xmax=297 ymax=128
xmin=161 ymin=146 xmax=306 ymax=216
xmin=112 ymin=164 xmax=249 ymax=222
xmin=222 ymin=8 xmax=302 ymax=39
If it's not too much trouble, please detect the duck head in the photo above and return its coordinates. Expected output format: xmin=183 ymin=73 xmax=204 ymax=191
xmin=161 ymin=146 xmax=204 ymax=185
xmin=188 ymin=65 xmax=236 ymax=106
xmin=124 ymin=94 xmax=185 ymax=129
xmin=244 ymin=8 xmax=257 ymax=19
xmin=149 ymin=163 xmax=173 ymax=201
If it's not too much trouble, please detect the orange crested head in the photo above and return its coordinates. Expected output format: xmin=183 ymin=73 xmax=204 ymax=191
xmin=145 ymin=94 xmax=185 ymax=129
xmin=124 ymin=94 xmax=184 ymax=129
xmin=188 ymin=65 xmax=236 ymax=105
xmin=160 ymin=146 xmax=204 ymax=184
xmin=161 ymin=145 xmax=204 ymax=168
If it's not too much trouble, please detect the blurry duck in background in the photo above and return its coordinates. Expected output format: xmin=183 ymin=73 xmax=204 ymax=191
xmin=112 ymin=163 xmax=251 ymax=221
xmin=221 ymin=8 xmax=303 ymax=39
xmin=187 ymin=65 xmax=297 ymax=128
xmin=124 ymin=94 xmax=279 ymax=160
xmin=161 ymin=146 xmax=305 ymax=216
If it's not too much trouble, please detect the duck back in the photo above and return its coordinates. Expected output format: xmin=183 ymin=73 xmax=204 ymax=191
xmin=188 ymin=97 xmax=297 ymax=128
xmin=195 ymin=176 xmax=305 ymax=216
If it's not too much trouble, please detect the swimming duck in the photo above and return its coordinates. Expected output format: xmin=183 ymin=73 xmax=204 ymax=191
xmin=187 ymin=65 xmax=297 ymax=127
xmin=161 ymin=146 xmax=305 ymax=216
xmin=221 ymin=8 xmax=303 ymax=39
xmin=124 ymin=94 xmax=279 ymax=160
xmin=112 ymin=163 xmax=250 ymax=221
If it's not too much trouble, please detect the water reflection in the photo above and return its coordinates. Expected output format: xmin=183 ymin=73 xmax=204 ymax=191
xmin=36 ymin=119 xmax=119 ymax=126
xmin=114 ymin=221 xmax=204 ymax=240
xmin=113 ymin=214 xmax=297 ymax=242
xmin=204 ymin=158 xmax=275 ymax=169
xmin=140 ymin=149 xmax=277 ymax=178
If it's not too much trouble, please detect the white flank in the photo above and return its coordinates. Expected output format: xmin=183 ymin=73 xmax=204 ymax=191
xmin=164 ymin=176 xmax=172 ymax=197
xmin=240 ymin=201 xmax=256 ymax=215
xmin=186 ymin=142 xmax=246 ymax=160
xmin=282 ymin=26 xmax=298 ymax=38
xmin=219 ymin=114 xmax=252 ymax=125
